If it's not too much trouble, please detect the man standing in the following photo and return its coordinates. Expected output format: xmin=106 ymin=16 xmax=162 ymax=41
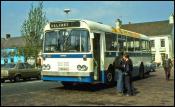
xmin=162 ymin=54 xmax=173 ymax=80
xmin=113 ymin=52 xmax=125 ymax=95
xmin=123 ymin=54 xmax=134 ymax=96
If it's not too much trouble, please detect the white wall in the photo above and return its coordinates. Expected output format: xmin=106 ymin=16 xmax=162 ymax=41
xmin=150 ymin=35 xmax=170 ymax=64
xmin=172 ymin=26 xmax=174 ymax=58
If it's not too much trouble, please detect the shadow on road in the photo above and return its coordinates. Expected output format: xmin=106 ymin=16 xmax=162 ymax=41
xmin=2 ymin=78 xmax=40 ymax=83
xmin=132 ymin=74 xmax=157 ymax=81
xmin=52 ymin=83 xmax=115 ymax=92
xmin=51 ymin=74 xmax=157 ymax=92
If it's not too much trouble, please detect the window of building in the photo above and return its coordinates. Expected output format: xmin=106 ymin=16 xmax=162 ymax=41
xmin=150 ymin=40 xmax=155 ymax=47
xmin=160 ymin=39 xmax=165 ymax=47
xmin=11 ymin=58 xmax=14 ymax=63
xmin=151 ymin=54 xmax=155 ymax=62
xmin=161 ymin=53 xmax=166 ymax=61
xmin=4 ymin=58 xmax=8 ymax=64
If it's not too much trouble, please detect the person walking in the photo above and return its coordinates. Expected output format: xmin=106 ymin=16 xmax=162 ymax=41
xmin=113 ymin=52 xmax=125 ymax=95
xmin=123 ymin=54 xmax=134 ymax=96
xmin=162 ymin=54 xmax=173 ymax=81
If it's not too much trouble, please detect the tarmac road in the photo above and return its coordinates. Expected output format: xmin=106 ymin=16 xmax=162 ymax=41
xmin=1 ymin=67 xmax=174 ymax=106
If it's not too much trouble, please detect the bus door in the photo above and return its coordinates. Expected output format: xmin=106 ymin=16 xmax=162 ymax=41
xmin=93 ymin=33 xmax=101 ymax=81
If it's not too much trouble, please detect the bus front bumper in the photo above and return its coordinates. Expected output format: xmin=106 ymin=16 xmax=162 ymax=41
xmin=41 ymin=71 xmax=94 ymax=83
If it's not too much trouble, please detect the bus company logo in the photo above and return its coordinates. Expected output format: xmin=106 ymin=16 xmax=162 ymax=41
xmin=60 ymin=54 xmax=67 ymax=57
xmin=46 ymin=55 xmax=51 ymax=58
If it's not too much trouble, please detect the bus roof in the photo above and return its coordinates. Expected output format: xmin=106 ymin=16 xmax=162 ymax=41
xmin=45 ymin=19 xmax=150 ymax=40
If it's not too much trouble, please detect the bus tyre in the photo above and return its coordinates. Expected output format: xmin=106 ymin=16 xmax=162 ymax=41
xmin=106 ymin=72 xmax=113 ymax=83
xmin=106 ymin=72 xmax=115 ymax=86
xmin=106 ymin=65 xmax=115 ymax=86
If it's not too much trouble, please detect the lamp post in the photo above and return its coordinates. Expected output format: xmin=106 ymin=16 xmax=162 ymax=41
xmin=64 ymin=9 xmax=71 ymax=19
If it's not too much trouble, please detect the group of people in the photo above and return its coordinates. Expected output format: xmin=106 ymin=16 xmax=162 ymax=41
xmin=113 ymin=52 xmax=134 ymax=96
xmin=113 ymin=53 xmax=173 ymax=96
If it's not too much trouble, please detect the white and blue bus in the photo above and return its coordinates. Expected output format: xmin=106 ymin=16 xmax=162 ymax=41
xmin=41 ymin=19 xmax=152 ymax=86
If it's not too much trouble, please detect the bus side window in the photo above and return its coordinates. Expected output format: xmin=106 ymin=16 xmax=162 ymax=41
xmin=134 ymin=38 xmax=140 ymax=51
xmin=127 ymin=37 xmax=134 ymax=51
xmin=141 ymin=40 xmax=146 ymax=51
xmin=118 ymin=35 xmax=126 ymax=51
xmin=105 ymin=33 xmax=117 ymax=51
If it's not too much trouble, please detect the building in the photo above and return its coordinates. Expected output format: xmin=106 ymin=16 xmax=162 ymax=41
xmin=1 ymin=34 xmax=43 ymax=66
xmin=121 ymin=14 xmax=174 ymax=65
xmin=1 ymin=34 xmax=26 ymax=65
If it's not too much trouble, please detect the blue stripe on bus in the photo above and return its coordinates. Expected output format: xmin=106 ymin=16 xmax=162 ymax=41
xmin=44 ymin=54 xmax=93 ymax=58
xmin=42 ymin=76 xmax=94 ymax=83
xmin=105 ymin=52 xmax=118 ymax=57
xmin=101 ymin=70 xmax=106 ymax=83
xmin=105 ymin=51 xmax=151 ymax=57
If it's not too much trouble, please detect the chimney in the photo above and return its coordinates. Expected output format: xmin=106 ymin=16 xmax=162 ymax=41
xmin=115 ymin=19 xmax=122 ymax=29
xmin=169 ymin=13 xmax=174 ymax=24
xmin=6 ymin=34 xmax=11 ymax=39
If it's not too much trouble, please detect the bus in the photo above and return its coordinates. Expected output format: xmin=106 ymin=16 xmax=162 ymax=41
xmin=41 ymin=19 xmax=152 ymax=86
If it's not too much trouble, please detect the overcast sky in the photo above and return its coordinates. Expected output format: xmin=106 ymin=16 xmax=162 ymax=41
xmin=1 ymin=1 xmax=174 ymax=37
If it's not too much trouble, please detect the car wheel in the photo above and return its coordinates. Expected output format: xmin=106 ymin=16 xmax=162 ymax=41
xmin=37 ymin=75 xmax=41 ymax=80
xmin=10 ymin=79 xmax=15 ymax=83
xmin=23 ymin=78 xmax=27 ymax=81
xmin=1 ymin=79 xmax=5 ymax=83
xmin=14 ymin=75 xmax=21 ymax=82
xmin=146 ymin=71 xmax=150 ymax=76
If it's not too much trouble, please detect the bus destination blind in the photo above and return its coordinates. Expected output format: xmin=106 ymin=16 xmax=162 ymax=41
xmin=50 ymin=21 xmax=80 ymax=28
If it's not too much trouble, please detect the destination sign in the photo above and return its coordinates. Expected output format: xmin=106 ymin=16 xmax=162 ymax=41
xmin=50 ymin=21 xmax=80 ymax=28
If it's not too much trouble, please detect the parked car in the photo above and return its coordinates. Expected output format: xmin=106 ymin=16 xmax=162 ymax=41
xmin=150 ymin=62 xmax=157 ymax=72
xmin=1 ymin=62 xmax=41 ymax=83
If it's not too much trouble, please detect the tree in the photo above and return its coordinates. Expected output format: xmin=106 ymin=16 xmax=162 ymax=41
xmin=21 ymin=2 xmax=48 ymax=65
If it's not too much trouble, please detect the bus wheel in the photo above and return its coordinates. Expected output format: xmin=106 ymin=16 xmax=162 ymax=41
xmin=106 ymin=72 xmax=113 ymax=83
xmin=106 ymin=65 xmax=115 ymax=86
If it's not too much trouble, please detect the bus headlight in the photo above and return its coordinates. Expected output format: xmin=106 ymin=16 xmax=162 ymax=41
xmin=77 ymin=65 xmax=82 ymax=71
xmin=42 ymin=64 xmax=47 ymax=70
xmin=81 ymin=65 xmax=88 ymax=71
xmin=46 ymin=64 xmax=50 ymax=70
xmin=42 ymin=64 xmax=50 ymax=70
xmin=77 ymin=65 xmax=88 ymax=71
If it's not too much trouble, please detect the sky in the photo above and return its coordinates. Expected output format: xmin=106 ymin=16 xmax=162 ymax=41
xmin=1 ymin=1 xmax=174 ymax=37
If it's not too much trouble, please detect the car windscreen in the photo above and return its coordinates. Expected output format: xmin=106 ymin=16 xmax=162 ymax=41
xmin=2 ymin=64 xmax=16 ymax=69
